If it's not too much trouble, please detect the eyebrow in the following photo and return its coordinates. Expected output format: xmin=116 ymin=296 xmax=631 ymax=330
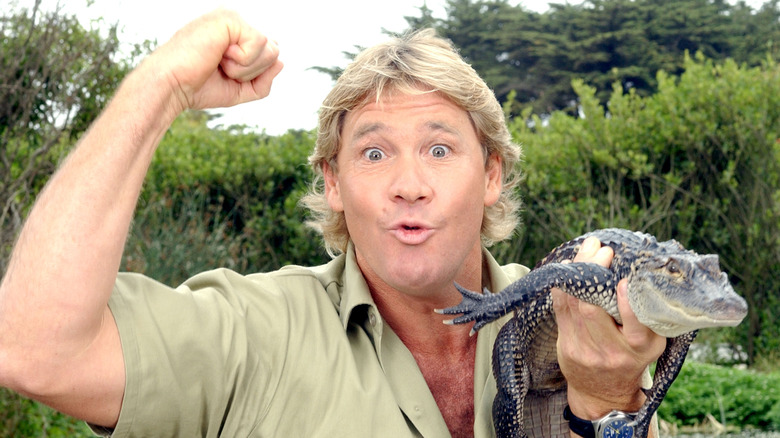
xmin=351 ymin=121 xmax=462 ymax=143
xmin=350 ymin=122 xmax=387 ymax=143
xmin=423 ymin=121 xmax=461 ymax=138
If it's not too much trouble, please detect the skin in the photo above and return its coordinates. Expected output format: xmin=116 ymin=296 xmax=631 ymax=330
xmin=0 ymin=9 xmax=664 ymax=437
xmin=325 ymin=91 xmax=501 ymax=301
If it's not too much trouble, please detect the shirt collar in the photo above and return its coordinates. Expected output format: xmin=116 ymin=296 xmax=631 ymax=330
xmin=338 ymin=241 xmax=378 ymax=331
xmin=334 ymin=241 xmax=522 ymax=331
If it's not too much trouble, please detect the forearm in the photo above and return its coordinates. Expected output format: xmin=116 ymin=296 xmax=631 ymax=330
xmin=566 ymin=372 xmax=646 ymax=418
xmin=561 ymin=302 xmax=661 ymax=438
xmin=0 ymin=57 xmax=180 ymax=379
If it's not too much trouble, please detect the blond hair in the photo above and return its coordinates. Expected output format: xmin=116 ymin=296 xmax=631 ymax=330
xmin=301 ymin=29 xmax=523 ymax=256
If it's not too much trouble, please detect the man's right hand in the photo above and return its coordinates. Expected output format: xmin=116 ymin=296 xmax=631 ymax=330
xmin=148 ymin=9 xmax=284 ymax=117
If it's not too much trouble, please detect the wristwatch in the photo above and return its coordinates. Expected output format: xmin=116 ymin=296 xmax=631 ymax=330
xmin=563 ymin=405 xmax=637 ymax=438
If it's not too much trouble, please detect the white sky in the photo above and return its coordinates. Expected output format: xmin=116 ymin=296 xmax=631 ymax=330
xmin=29 ymin=0 xmax=552 ymax=134
xmin=30 ymin=0 xmax=767 ymax=134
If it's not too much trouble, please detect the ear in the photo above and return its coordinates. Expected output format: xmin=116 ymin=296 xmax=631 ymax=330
xmin=322 ymin=161 xmax=344 ymax=212
xmin=483 ymin=154 xmax=502 ymax=207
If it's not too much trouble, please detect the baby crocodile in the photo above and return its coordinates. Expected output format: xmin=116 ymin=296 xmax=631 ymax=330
xmin=438 ymin=228 xmax=748 ymax=438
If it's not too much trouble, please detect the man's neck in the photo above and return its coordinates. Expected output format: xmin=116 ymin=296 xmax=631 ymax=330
xmin=371 ymin=282 xmax=479 ymax=438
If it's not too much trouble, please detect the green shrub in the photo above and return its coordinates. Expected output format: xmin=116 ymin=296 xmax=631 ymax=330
xmin=0 ymin=389 xmax=92 ymax=437
xmin=657 ymin=361 xmax=780 ymax=431
xmin=124 ymin=190 xmax=250 ymax=286
xmin=129 ymin=111 xmax=330 ymax=283
xmin=497 ymin=54 xmax=780 ymax=365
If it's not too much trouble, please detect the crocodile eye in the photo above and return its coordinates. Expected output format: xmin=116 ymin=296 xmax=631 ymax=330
xmin=666 ymin=260 xmax=681 ymax=274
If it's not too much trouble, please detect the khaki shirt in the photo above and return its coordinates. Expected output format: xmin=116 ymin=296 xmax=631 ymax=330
xmin=103 ymin=245 xmax=530 ymax=437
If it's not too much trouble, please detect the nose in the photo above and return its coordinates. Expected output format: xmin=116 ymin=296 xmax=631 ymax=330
xmin=389 ymin=156 xmax=433 ymax=204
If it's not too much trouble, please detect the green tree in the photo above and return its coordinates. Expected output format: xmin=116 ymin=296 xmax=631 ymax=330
xmin=0 ymin=3 xmax=141 ymax=434
xmin=408 ymin=0 xmax=780 ymax=114
xmin=436 ymin=0 xmax=529 ymax=100
xmin=310 ymin=3 xmax=440 ymax=82
xmin=731 ymin=0 xmax=780 ymax=66
xmin=0 ymin=0 xmax=138 ymax=271
xmin=403 ymin=1 xmax=439 ymax=31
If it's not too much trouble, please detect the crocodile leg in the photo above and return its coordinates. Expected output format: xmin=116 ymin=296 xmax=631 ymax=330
xmin=492 ymin=316 xmax=527 ymax=438
xmin=439 ymin=262 xmax=614 ymax=333
xmin=493 ymin=295 xmax=558 ymax=438
xmin=632 ymin=330 xmax=699 ymax=437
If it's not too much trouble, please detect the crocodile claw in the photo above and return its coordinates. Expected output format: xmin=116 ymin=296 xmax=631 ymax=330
xmin=437 ymin=283 xmax=500 ymax=334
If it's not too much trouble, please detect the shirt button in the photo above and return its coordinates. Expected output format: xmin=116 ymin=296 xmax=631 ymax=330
xmin=368 ymin=310 xmax=377 ymax=327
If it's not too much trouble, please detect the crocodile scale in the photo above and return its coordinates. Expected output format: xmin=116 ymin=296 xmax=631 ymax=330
xmin=439 ymin=228 xmax=748 ymax=438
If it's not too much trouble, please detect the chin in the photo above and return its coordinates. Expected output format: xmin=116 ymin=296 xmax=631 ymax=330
xmin=388 ymin=261 xmax=453 ymax=291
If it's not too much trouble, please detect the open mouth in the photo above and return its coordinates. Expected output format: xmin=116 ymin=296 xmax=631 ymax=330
xmin=391 ymin=223 xmax=434 ymax=245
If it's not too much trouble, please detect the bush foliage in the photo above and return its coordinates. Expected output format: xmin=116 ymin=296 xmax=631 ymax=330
xmin=493 ymin=53 xmax=780 ymax=366
xmin=657 ymin=361 xmax=780 ymax=431
xmin=125 ymin=111 xmax=330 ymax=286
xmin=0 ymin=388 xmax=92 ymax=438
xmin=0 ymin=0 xmax=134 ymax=272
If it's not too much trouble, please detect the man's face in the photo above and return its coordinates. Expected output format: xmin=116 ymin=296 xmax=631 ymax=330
xmin=323 ymin=91 xmax=502 ymax=298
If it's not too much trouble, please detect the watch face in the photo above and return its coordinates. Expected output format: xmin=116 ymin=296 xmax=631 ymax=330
xmin=601 ymin=417 xmax=635 ymax=438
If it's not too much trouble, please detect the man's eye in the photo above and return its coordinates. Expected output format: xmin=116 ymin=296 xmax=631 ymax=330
xmin=429 ymin=145 xmax=451 ymax=158
xmin=364 ymin=148 xmax=384 ymax=161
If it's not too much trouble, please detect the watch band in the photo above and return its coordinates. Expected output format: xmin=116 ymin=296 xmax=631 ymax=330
xmin=563 ymin=405 xmax=596 ymax=438
xmin=564 ymin=405 xmax=638 ymax=438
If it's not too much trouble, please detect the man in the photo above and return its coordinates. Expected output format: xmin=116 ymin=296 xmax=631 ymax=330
xmin=0 ymin=9 xmax=665 ymax=437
